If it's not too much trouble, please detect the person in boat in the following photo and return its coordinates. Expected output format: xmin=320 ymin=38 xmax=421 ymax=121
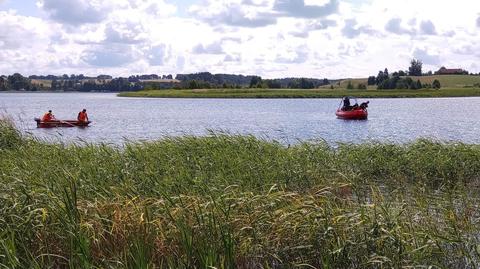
xmin=360 ymin=101 xmax=369 ymax=110
xmin=342 ymin=97 xmax=351 ymax=111
xmin=42 ymin=110 xmax=56 ymax=122
xmin=77 ymin=109 xmax=89 ymax=122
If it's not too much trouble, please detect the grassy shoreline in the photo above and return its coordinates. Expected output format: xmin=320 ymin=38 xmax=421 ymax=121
xmin=118 ymin=87 xmax=480 ymax=99
xmin=1 ymin=120 xmax=480 ymax=268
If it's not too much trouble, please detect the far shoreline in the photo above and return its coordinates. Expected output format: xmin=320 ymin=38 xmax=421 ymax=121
xmin=117 ymin=88 xmax=480 ymax=99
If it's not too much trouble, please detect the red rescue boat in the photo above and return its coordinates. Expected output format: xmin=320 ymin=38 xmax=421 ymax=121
xmin=335 ymin=108 xmax=368 ymax=120
xmin=34 ymin=118 xmax=91 ymax=128
xmin=335 ymin=97 xmax=369 ymax=120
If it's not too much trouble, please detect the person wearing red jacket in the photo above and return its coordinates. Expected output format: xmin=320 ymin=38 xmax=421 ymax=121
xmin=77 ymin=109 xmax=89 ymax=122
xmin=42 ymin=110 xmax=56 ymax=121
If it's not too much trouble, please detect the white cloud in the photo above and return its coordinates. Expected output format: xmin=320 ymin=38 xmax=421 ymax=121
xmin=273 ymin=0 xmax=339 ymax=18
xmin=190 ymin=1 xmax=277 ymax=28
xmin=82 ymin=44 xmax=138 ymax=67
xmin=342 ymin=19 xmax=376 ymax=39
xmin=192 ymin=41 xmax=224 ymax=54
xmin=38 ymin=0 xmax=110 ymax=25
xmin=413 ymin=48 xmax=440 ymax=65
xmin=385 ymin=18 xmax=415 ymax=35
xmin=419 ymin=20 xmax=437 ymax=35
xmin=1 ymin=0 xmax=479 ymax=78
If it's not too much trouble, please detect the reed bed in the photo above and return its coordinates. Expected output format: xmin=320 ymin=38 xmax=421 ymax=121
xmin=1 ymin=120 xmax=479 ymax=268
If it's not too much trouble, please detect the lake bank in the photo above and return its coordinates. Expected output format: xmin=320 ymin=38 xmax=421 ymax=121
xmin=118 ymin=87 xmax=480 ymax=98
xmin=1 ymin=120 xmax=480 ymax=268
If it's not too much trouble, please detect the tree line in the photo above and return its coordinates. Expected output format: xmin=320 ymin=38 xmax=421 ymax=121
xmin=0 ymin=72 xmax=331 ymax=91
xmin=366 ymin=59 xmax=441 ymax=90
xmin=175 ymin=72 xmax=330 ymax=89
xmin=0 ymin=73 xmax=177 ymax=92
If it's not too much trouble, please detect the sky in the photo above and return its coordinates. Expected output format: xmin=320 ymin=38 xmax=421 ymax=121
xmin=0 ymin=0 xmax=479 ymax=79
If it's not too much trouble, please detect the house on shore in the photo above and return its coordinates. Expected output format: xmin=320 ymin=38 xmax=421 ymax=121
xmin=435 ymin=67 xmax=468 ymax=75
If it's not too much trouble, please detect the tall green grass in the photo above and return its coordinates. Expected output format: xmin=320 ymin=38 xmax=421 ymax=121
xmin=1 ymin=120 xmax=479 ymax=268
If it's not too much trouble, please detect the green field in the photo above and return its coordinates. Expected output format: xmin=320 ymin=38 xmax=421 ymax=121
xmin=1 ymin=119 xmax=480 ymax=268
xmin=119 ymin=87 xmax=480 ymax=98
xmin=339 ymin=75 xmax=480 ymax=89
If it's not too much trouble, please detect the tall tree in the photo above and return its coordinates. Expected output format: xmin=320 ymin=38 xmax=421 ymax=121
xmin=7 ymin=73 xmax=30 ymax=90
xmin=0 ymin=76 xmax=6 ymax=91
xmin=249 ymin=76 xmax=262 ymax=88
xmin=408 ymin=59 xmax=423 ymax=76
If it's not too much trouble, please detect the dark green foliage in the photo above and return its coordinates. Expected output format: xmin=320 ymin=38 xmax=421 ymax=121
xmin=357 ymin=83 xmax=367 ymax=90
xmin=367 ymin=76 xmax=376 ymax=85
xmin=7 ymin=73 xmax=30 ymax=90
xmin=433 ymin=79 xmax=441 ymax=89
xmin=378 ymin=76 xmax=425 ymax=90
xmin=176 ymin=72 xmax=255 ymax=88
xmin=376 ymin=70 xmax=389 ymax=84
xmin=346 ymin=81 xmax=354 ymax=89
xmin=299 ymin=78 xmax=315 ymax=89
xmin=409 ymin=59 xmax=423 ymax=76
xmin=266 ymin=79 xmax=282 ymax=88
xmin=249 ymin=76 xmax=263 ymax=88
xmin=0 ymin=76 xmax=7 ymax=91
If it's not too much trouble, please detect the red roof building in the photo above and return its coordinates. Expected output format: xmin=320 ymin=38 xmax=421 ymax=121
xmin=435 ymin=67 xmax=466 ymax=75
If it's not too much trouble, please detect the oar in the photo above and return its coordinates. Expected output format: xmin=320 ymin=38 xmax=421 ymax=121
xmin=57 ymin=119 xmax=76 ymax=127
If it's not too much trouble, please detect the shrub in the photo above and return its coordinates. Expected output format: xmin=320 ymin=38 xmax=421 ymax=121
xmin=357 ymin=83 xmax=367 ymax=90
xmin=432 ymin=79 xmax=441 ymax=89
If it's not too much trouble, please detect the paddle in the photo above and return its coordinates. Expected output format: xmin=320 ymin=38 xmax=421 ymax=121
xmin=57 ymin=119 xmax=76 ymax=127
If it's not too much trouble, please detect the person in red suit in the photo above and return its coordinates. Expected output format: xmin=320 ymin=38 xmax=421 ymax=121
xmin=42 ymin=110 xmax=56 ymax=121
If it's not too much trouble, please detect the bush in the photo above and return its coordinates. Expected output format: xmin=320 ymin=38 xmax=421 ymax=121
xmin=357 ymin=83 xmax=367 ymax=90
xmin=432 ymin=79 xmax=441 ymax=89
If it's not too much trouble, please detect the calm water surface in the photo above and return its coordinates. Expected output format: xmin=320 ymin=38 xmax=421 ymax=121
xmin=1 ymin=92 xmax=479 ymax=144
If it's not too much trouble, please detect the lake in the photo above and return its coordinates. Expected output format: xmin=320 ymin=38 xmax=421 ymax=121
xmin=1 ymin=92 xmax=479 ymax=145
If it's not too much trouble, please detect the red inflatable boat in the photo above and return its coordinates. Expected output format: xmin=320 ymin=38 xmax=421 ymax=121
xmin=34 ymin=118 xmax=91 ymax=128
xmin=335 ymin=108 xmax=368 ymax=120
xmin=335 ymin=97 xmax=369 ymax=120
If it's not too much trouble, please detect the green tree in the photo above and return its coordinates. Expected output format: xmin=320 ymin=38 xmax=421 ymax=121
xmin=0 ymin=76 xmax=6 ymax=91
xmin=7 ymin=73 xmax=31 ymax=90
xmin=188 ymin=80 xmax=199 ymax=89
xmin=376 ymin=70 xmax=388 ymax=84
xmin=416 ymin=80 xmax=422 ymax=89
xmin=432 ymin=79 xmax=441 ymax=89
xmin=346 ymin=81 xmax=354 ymax=89
xmin=300 ymin=78 xmax=314 ymax=89
xmin=367 ymin=76 xmax=376 ymax=85
xmin=408 ymin=59 xmax=423 ymax=76
xmin=249 ymin=76 xmax=262 ymax=88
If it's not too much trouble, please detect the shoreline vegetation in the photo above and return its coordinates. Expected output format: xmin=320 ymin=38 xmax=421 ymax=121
xmin=119 ymin=87 xmax=480 ymax=99
xmin=1 ymin=119 xmax=479 ymax=268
